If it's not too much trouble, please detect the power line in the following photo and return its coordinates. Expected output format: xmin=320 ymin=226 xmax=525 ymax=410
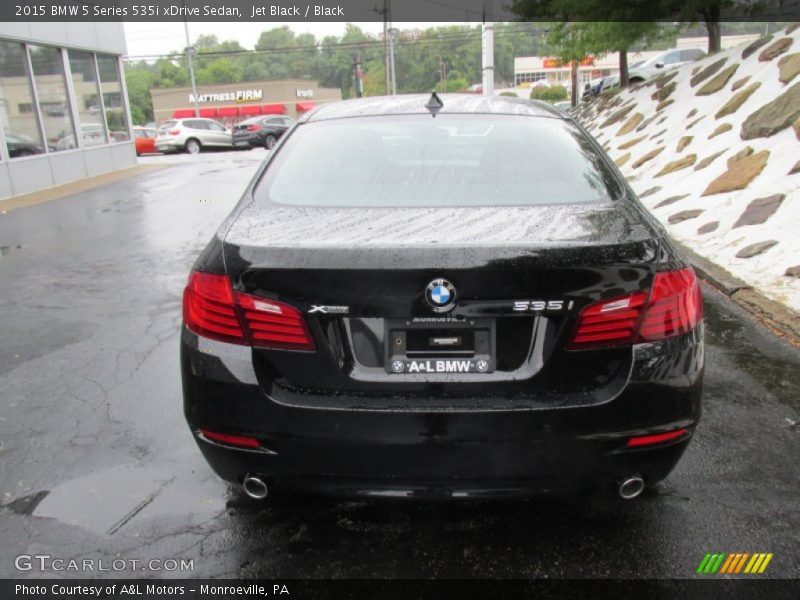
xmin=122 ymin=25 xmax=546 ymax=61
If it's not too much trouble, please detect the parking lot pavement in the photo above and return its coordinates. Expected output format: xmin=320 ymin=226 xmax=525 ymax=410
xmin=0 ymin=153 xmax=798 ymax=579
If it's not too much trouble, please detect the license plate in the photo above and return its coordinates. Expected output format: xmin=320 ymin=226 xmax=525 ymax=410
xmin=234 ymin=141 xmax=249 ymax=147
xmin=389 ymin=359 xmax=491 ymax=374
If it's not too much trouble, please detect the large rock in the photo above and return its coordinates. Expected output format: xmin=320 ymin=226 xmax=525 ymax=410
xmin=788 ymin=23 xmax=800 ymax=35
xmin=735 ymin=240 xmax=778 ymax=258
xmin=687 ymin=108 xmax=698 ymax=119
xmin=656 ymin=98 xmax=674 ymax=111
xmin=686 ymin=117 xmax=704 ymax=129
xmin=639 ymin=186 xmax=662 ymax=198
xmin=649 ymin=128 xmax=667 ymax=140
xmin=618 ymin=135 xmax=647 ymax=150
xmin=727 ymin=146 xmax=753 ymax=168
xmin=758 ymin=37 xmax=793 ymax=61
xmin=709 ymin=123 xmax=732 ymax=139
xmin=702 ymin=150 xmax=769 ymax=196
xmin=694 ymin=150 xmax=726 ymax=170
xmin=668 ymin=209 xmax=703 ymax=224
xmin=778 ymin=53 xmax=800 ymax=84
xmin=655 ymin=194 xmax=690 ymax=208
xmin=786 ymin=265 xmax=800 ymax=277
xmin=794 ymin=116 xmax=800 ymax=139
xmin=616 ymin=113 xmax=644 ymax=136
xmin=790 ymin=160 xmax=800 ymax=175
xmin=632 ymin=147 xmax=664 ymax=169
xmin=600 ymin=105 xmax=635 ymax=129
xmin=649 ymin=70 xmax=678 ymax=89
xmin=698 ymin=221 xmax=719 ymax=234
xmin=614 ymin=152 xmax=631 ymax=167
xmin=696 ymin=64 xmax=739 ymax=95
xmin=715 ymin=82 xmax=761 ymax=119
xmin=742 ymin=35 xmax=773 ymax=60
xmin=655 ymin=154 xmax=697 ymax=177
xmin=677 ymin=136 xmax=693 ymax=152
xmin=731 ymin=76 xmax=751 ymax=91
xmin=636 ymin=114 xmax=658 ymax=132
xmin=740 ymin=82 xmax=800 ymax=139
xmin=690 ymin=58 xmax=727 ymax=87
xmin=732 ymin=194 xmax=785 ymax=228
xmin=652 ymin=81 xmax=677 ymax=102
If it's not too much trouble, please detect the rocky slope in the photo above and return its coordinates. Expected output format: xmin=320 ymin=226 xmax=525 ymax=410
xmin=574 ymin=24 xmax=800 ymax=312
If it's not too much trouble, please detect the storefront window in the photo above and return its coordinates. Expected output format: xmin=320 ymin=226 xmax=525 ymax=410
xmin=96 ymin=54 xmax=129 ymax=142
xmin=68 ymin=50 xmax=107 ymax=147
xmin=0 ymin=40 xmax=45 ymax=159
xmin=28 ymin=44 xmax=77 ymax=152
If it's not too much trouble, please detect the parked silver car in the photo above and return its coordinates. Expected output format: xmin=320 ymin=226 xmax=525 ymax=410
xmin=628 ymin=48 xmax=706 ymax=84
xmin=155 ymin=118 xmax=232 ymax=154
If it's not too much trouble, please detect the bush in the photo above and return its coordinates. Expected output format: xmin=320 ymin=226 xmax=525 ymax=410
xmin=499 ymin=91 xmax=518 ymax=97
xmin=529 ymin=85 xmax=568 ymax=102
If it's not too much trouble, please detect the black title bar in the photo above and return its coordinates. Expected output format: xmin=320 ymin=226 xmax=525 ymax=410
xmin=4 ymin=0 xmax=800 ymax=22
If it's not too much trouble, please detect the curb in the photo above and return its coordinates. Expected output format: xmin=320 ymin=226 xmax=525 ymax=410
xmin=676 ymin=242 xmax=800 ymax=345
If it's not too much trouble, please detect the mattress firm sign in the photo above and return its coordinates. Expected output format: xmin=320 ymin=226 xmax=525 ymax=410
xmin=189 ymin=90 xmax=263 ymax=103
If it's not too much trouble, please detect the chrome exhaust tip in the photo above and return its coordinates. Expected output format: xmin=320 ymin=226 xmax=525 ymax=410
xmin=618 ymin=475 xmax=645 ymax=500
xmin=243 ymin=474 xmax=269 ymax=500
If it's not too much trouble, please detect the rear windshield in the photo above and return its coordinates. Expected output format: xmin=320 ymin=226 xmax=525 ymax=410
xmin=159 ymin=120 xmax=177 ymax=130
xmin=253 ymin=114 xmax=622 ymax=208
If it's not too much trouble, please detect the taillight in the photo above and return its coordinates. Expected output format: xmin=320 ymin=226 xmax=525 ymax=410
xmin=567 ymin=267 xmax=702 ymax=350
xmin=567 ymin=291 xmax=647 ymax=349
xmin=183 ymin=272 xmax=245 ymax=344
xmin=637 ymin=268 xmax=703 ymax=342
xmin=246 ymin=124 xmax=261 ymax=132
xmin=235 ymin=292 xmax=315 ymax=351
xmin=168 ymin=129 xmax=180 ymax=135
xmin=182 ymin=271 xmax=315 ymax=351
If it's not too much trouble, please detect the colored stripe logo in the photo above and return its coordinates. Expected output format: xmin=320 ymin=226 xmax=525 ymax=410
xmin=697 ymin=553 xmax=773 ymax=574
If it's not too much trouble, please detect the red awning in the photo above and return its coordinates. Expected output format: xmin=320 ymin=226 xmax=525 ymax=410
xmin=172 ymin=109 xmax=194 ymax=118
xmin=296 ymin=101 xmax=315 ymax=113
xmin=217 ymin=106 xmax=239 ymax=117
xmin=239 ymin=105 xmax=262 ymax=116
xmin=199 ymin=107 xmax=218 ymax=118
xmin=261 ymin=103 xmax=285 ymax=114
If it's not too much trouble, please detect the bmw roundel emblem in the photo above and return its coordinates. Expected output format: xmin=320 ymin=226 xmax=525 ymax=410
xmin=425 ymin=278 xmax=457 ymax=313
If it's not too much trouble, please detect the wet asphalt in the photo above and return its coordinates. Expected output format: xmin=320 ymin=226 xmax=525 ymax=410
xmin=0 ymin=151 xmax=798 ymax=580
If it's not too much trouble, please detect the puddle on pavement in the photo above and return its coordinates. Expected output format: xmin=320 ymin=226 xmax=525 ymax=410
xmin=32 ymin=465 xmax=225 ymax=535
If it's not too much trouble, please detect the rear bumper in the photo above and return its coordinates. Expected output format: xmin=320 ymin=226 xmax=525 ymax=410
xmin=232 ymin=133 xmax=260 ymax=147
xmin=181 ymin=326 xmax=703 ymax=498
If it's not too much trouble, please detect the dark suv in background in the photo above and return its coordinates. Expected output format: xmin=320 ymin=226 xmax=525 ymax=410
xmin=233 ymin=115 xmax=295 ymax=150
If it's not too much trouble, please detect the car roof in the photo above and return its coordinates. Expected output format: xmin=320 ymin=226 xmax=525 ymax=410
xmin=299 ymin=93 xmax=564 ymax=123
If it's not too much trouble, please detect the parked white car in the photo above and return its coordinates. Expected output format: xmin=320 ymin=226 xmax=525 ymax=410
xmin=628 ymin=48 xmax=706 ymax=84
xmin=155 ymin=118 xmax=232 ymax=154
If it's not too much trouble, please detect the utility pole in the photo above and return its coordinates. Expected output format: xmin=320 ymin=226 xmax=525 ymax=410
xmin=439 ymin=58 xmax=446 ymax=93
xmin=381 ymin=0 xmax=391 ymax=95
xmin=353 ymin=53 xmax=363 ymax=98
xmin=481 ymin=2 xmax=494 ymax=95
xmin=181 ymin=1 xmax=199 ymax=117
xmin=388 ymin=28 xmax=398 ymax=95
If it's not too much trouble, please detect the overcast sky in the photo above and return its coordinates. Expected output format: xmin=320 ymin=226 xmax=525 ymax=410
xmin=123 ymin=22 xmax=454 ymax=58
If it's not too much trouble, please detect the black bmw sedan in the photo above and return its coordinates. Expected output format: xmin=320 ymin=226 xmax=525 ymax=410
xmin=181 ymin=94 xmax=703 ymax=501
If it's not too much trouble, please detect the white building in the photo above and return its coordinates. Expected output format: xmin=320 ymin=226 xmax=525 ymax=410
xmin=0 ymin=23 xmax=135 ymax=200
xmin=514 ymin=34 xmax=760 ymax=89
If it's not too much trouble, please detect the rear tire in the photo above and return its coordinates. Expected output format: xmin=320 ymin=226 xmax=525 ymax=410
xmin=185 ymin=138 xmax=201 ymax=155
xmin=264 ymin=135 xmax=277 ymax=150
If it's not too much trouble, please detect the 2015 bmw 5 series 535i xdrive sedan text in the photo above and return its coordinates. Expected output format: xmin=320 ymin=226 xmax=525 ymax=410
xmin=180 ymin=94 xmax=703 ymax=501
